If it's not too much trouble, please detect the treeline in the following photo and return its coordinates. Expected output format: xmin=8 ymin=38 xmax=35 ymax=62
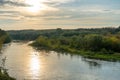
xmin=7 ymin=26 xmax=120 ymax=61
xmin=32 ymin=33 xmax=120 ymax=53
xmin=7 ymin=27 xmax=120 ymax=40
xmin=31 ymin=34 xmax=120 ymax=61
xmin=8 ymin=27 xmax=120 ymax=54
xmin=30 ymin=27 xmax=120 ymax=61
xmin=0 ymin=29 xmax=11 ymax=49
xmin=8 ymin=27 xmax=120 ymax=53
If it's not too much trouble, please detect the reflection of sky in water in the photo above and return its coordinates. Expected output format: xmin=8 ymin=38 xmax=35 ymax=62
xmin=0 ymin=42 xmax=120 ymax=80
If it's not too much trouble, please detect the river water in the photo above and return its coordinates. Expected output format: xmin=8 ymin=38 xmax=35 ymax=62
xmin=0 ymin=42 xmax=120 ymax=80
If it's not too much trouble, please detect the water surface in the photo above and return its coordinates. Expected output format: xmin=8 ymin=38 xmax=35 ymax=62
xmin=0 ymin=42 xmax=120 ymax=80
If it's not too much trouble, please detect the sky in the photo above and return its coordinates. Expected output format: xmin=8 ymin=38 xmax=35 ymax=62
xmin=0 ymin=0 xmax=120 ymax=30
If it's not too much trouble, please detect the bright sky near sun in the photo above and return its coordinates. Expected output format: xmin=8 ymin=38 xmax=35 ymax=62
xmin=0 ymin=0 xmax=120 ymax=30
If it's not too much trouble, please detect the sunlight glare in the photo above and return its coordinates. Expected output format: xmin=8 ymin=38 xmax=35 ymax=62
xmin=25 ymin=0 xmax=42 ymax=13
xmin=30 ymin=52 xmax=41 ymax=77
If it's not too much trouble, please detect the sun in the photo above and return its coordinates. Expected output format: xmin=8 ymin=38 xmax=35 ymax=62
xmin=25 ymin=0 xmax=42 ymax=13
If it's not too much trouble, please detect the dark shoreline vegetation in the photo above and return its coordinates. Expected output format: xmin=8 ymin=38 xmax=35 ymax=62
xmin=0 ymin=68 xmax=15 ymax=80
xmin=31 ymin=35 xmax=120 ymax=62
xmin=0 ymin=29 xmax=11 ymax=49
xmin=0 ymin=29 xmax=15 ymax=80
xmin=8 ymin=27 xmax=120 ymax=61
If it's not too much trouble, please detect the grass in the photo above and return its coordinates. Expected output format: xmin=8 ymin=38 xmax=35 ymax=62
xmin=31 ymin=43 xmax=120 ymax=62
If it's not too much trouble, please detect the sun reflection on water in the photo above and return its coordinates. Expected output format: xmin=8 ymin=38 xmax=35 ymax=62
xmin=29 ymin=51 xmax=41 ymax=79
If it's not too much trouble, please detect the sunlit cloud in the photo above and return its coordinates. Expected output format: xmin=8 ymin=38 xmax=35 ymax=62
xmin=0 ymin=0 xmax=120 ymax=30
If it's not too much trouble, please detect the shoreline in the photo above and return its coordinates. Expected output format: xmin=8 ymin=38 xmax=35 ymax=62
xmin=31 ymin=45 xmax=120 ymax=62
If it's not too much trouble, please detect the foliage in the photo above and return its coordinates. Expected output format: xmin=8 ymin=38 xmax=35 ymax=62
xmin=7 ymin=26 xmax=120 ymax=61
xmin=8 ymin=27 xmax=120 ymax=40
xmin=0 ymin=64 xmax=15 ymax=80
xmin=0 ymin=29 xmax=11 ymax=49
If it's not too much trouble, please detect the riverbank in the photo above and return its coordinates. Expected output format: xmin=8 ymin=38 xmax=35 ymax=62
xmin=0 ymin=70 xmax=15 ymax=80
xmin=31 ymin=36 xmax=120 ymax=62
xmin=31 ymin=45 xmax=120 ymax=62
xmin=0 ymin=29 xmax=15 ymax=80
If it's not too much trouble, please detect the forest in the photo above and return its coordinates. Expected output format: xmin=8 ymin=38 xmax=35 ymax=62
xmin=7 ymin=27 xmax=120 ymax=61
xmin=7 ymin=27 xmax=120 ymax=40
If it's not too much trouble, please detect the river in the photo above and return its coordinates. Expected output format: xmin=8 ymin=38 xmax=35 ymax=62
xmin=0 ymin=42 xmax=120 ymax=80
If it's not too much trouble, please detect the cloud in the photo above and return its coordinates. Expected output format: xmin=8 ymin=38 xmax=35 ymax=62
xmin=41 ymin=0 xmax=76 ymax=7
xmin=0 ymin=0 xmax=120 ymax=30
xmin=0 ymin=0 xmax=29 ymax=7
xmin=0 ymin=10 xmax=19 ymax=14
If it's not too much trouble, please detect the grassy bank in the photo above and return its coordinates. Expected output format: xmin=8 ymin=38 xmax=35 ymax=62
xmin=32 ymin=45 xmax=120 ymax=61
xmin=31 ymin=36 xmax=120 ymax=61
